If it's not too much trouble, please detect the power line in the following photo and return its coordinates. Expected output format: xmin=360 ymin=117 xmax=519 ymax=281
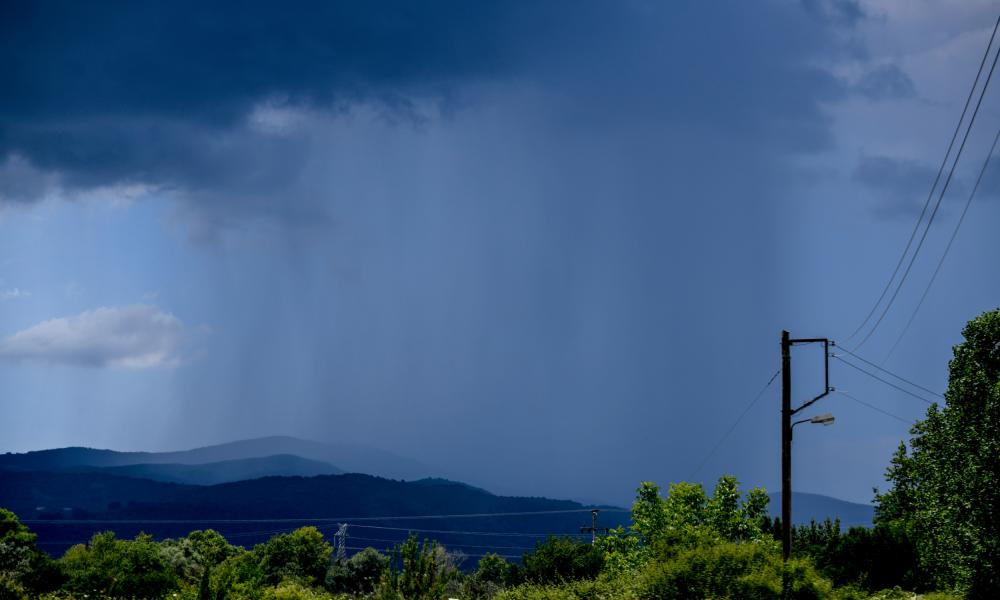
xmin=835 ymin=390 xmax=914 ymax=425
xmin=345 ymin=523 xmax=593 ymax=538
xmin=833 ymin=356 xmax=935 ymax=405
xmin=843 ymin=15 xmax=1000 ymax=345
xmin=688 ymin=368 xmax=781 ymax=479
xmin=833 ymin=345 xmax=943 ymax=398
xmin=345 ymin=534 xmax=536 ymax=551
xmin=883 ymin=124 xmax=1000 ymax=362
xmin=22 ymin=507 xmax=614 ymax=526
xmin=853 ymin=22 xmax=1000 ymax=350
xmin=28 ymin=537 xmax=527 ymax=560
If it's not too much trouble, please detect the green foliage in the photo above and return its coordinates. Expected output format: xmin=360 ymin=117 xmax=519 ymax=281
xmin=199 ymin=564 xmax=213 ymax=600
xmin=630 ymin=476 xmax=771 ymax=560
xmin=636 ymin=540 xmax=832 ymax=600
xmin=521 ymin=537 xmax=604 ymax=585
xmin=215 ymin=547 xmax=266 ymax=596
xmin=496 ymin=576 xmax=636 ymax=600
xmin=787 ymin=519 xmax=925 ymax=591
xmin=459 ymin=553 xmax=520 ymax=600
xmin=261 ymin=580 xmax=335 ymax=600
xmin=325 ymin=547 xmax=388 ymax=595
xmin=593 ymin=527 xmax=647 ymax=577
xmin=256 ymin=527 xmax=333 ymax=587
xmin=162 ymin=529 xmax=241 ymax=582
xmin=60 ymin=531 xmax=178 ymax=599
xmin=376 ymin=536 xmax=459 ymax=600
xmin=876 ymin=307 xmax=1000 ymax=597
xmin=0 ymin=508 xmax=63 ymax=595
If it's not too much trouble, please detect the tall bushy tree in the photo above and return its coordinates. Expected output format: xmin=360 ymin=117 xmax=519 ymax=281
xmin=377 ymin=536 xmax=458 ymax=600
xmin=0 ymin=508 xmax=55 ymax=598
xmin=876 ymin=307 xmax=1000 ymax=598
xmin=325 ymin=547 xmax=388 ymax=595
xmin=633 ymin=476 xmax=770 ymax=557
xmin=60 ymin=531 xmax=177 ymax=599
xmin=521 ymin=537 xmax=604 ymax=584
xmin=257 ymin=527 xmax=332 ymax=587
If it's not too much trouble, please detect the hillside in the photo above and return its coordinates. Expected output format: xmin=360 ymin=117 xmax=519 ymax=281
xmin=768 ymin=492 xmax=875 ymax=528
xmin=0 ymin=436 xmax=431 ymax=480
xmin=63 ymin=454 xmax=342 ymax=486
xmin=0 ymin=469 xmax=626 ymax=555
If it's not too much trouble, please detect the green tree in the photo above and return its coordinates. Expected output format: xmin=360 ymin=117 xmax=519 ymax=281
xmin=876 ymin=307 xmax=1000 ymax=598
xmin=521 ymin=537 xmax=604 ymax=584
xmin=460 ymin=553 xmax=518 ymax=600
xmin=325 ymin=546 xmax=388 ymax=595
xmin=377 ymin=536 xmax=459 ymax=600
xmin=199 ymin=564 xmax=213 ymax=600
xmin=60 ymin=531 xmax=177 ymax=598
xmin=632 ymin=476 xmax=770 ymax=558
xmin=256 ymin=527 xmax=332 ymax=587
xmin=0 ymin=508 xmax=62 ymax=595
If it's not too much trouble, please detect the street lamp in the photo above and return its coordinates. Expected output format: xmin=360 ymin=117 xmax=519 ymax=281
xmin=793 ymin=412 xmax=836 ymax=430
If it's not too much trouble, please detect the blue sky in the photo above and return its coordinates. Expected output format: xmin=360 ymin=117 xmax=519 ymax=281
xmin=1 ymin=0 xmax=999 ymax=506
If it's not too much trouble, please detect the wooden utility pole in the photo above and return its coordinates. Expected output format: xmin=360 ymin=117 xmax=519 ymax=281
xmin=781 ymin=330 xmax=792 ymax=561
xmin=580 ymin=509 xmax=609 ymax=544
xmin=780 ymin=331 xmax=832 ymax=562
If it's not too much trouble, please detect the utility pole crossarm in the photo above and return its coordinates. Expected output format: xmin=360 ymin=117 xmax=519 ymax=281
xmin=580 ymin=509 xmax=610 ymax=544
xmin=789 ymin=337 xmax=832 ymax=416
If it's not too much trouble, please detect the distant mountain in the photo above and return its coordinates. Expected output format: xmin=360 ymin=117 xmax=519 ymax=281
xmin=768 ymin=492 xmax=875 ymax=528
xmin=0 ymin=470 xmax=608 ymax=521
xmin=0 ymin=436 xmax=432 ymax=481
xmin=0 ymin=470 xmax=627 ymax=555
xmin=64 ymin=454 xmax=342 ymax=486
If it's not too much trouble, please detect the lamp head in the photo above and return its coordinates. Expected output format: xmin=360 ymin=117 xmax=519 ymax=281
xmin=810 ymin=413 xmax=835 ymax=426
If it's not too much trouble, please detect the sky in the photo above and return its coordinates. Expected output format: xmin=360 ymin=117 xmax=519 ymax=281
xmin=1 ymin=0 xmax=1000 ymax=507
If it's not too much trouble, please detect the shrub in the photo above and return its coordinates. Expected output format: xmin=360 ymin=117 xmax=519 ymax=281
xmin=637 ymin=540 xmax=833 ymax=600
xmin=496 ymin=577 xmax=636 ymax=600
xmin=376 ymin=536 xmax=459 ymax=600
xmin=325 ymin=547 xmax=388 ymax=595
xmin=522 ymin=537 xmax=604 ymax=584
xmin=60 ymin=531 xmax=178 ymax=599
xmin=257 ymin=527 xmax=333 ymax=587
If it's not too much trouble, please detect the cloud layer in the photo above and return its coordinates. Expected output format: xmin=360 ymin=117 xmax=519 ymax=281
xmin=0 ymin=305 xmax=187 ymax=368
xmin=0 ymin=0 xmax=856 ymax=236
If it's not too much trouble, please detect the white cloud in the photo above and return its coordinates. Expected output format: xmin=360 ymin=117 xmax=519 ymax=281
xmin=0 ymin=288 xmax=29 ymax=300
xmin=0 ymin=304 xmax=190 ymax=368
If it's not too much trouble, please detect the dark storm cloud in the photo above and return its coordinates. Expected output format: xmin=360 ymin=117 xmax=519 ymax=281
xmin=0 ymin=0 xmax=568 ymax=201
xmin=0 ymin=0 xmax=855 ymax=223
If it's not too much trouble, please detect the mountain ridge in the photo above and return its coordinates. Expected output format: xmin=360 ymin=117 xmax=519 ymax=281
xmin=0 ymin=435 xmax=432 ymax=481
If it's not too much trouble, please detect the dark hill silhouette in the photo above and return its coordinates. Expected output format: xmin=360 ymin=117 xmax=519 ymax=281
xmin=0 ymin=470 xmax=598 ymax=521
xmin=0 ymin=436 xmax=431 ymax=480
xmin=64 ymin=454 xmax=342 ymax=486
xmin=0 ymin=469 xmax=626 ymax=556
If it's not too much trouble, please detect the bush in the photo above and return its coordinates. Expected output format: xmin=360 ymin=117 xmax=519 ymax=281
xmin=257 ymin=527 xmax=333 ymax=587
xmin=60 ymin=531 xmax=178 ymax=599
xmin=262 ymin=580 xmax=335 ymax=600
xmin=496 ymin=577 xmax=636 ymax=600
xmin=637 ymin=541 xmax=833 ymax=600
xmin=460 ymin=553 xmax=521 ymax=599
xmin=325 ymin=547 xmax=388 ymax=595
xmin=522 ymin=537 xmax=604 ymax=584
xmin=376 ymin=536 xmax=459 ymax=600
